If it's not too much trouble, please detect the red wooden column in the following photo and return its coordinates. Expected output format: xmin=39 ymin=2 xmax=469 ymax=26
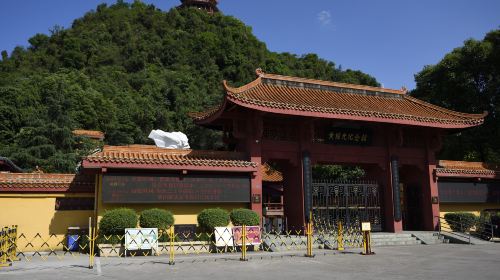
xmin=283 ymin=160 xmax=304 ymax=230
xmin=422 ymin=133 xmax=441 ymax=231
xmin=246 ymin=113 xmax=263 ymax=219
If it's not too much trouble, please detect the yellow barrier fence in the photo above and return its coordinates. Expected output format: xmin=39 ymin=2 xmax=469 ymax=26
xmin=3 ymin=221 xmax=366 ymax=269
xmin=1 ymin=225 xmax=18 ymax=268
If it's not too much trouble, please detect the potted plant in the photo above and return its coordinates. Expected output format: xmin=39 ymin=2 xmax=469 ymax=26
xmin=197 ymin=208 xmax=231 ymax=252
xmin=140 ymin=208 xmax=174 ymax=255
xmin=97 ymin=208 xmax=137 ymax=257
xmin=230 ymin=208 xmax=261 ymax=251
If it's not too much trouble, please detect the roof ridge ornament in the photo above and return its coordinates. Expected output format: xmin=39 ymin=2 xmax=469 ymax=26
xmin=255 ymin=68 xmax=265 ymax=77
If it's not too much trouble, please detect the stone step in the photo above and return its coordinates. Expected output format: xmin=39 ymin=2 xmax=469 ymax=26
xmin=372 ymin=238 xmax=420 ymax=243
xmin=372 ymin=240 xmax=422 ymax=246
xmin=371 ymin=234 xmax=414 ymax=239
xmin=263 ymin=232 xmax=441 ymax=251
xmin=405 ymin=231 xmax=449 ymax=245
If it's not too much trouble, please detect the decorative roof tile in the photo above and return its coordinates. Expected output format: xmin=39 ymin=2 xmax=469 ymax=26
xmin=262 ymin=163 xmax=283 ymax=182
xmin=436 ymin=160 xmax=500 ymax=177
xmin=0 ymin=156 xmax=23 ymax=173
xmin=0 ymin=173 xmax=94 ymax=193
xmin=191 ymin=69 xmax=486 ymax=129
xmin=83 ymin=145 xmax=257 ymax=169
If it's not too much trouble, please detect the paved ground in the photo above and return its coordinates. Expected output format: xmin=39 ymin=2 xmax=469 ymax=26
xmin=1 ymin=244 xmax=499 ymax=280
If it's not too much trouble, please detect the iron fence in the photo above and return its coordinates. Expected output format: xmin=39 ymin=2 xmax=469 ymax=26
xmin=312 ymin=180 xmax=382 ymax=232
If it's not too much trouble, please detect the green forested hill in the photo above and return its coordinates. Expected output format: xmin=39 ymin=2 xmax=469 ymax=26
xmin=412 ymin=29 xmax=500 ymax=164
xmin=0 ymin=1 xmax=379 ymax=172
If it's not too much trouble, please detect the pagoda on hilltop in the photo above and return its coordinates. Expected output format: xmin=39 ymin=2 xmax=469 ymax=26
xmin=179 ymin=0 xmax=219 ymax=13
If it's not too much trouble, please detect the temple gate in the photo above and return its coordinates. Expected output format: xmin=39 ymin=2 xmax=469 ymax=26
xmin=191 ymin=68 xmax=486 ymax=232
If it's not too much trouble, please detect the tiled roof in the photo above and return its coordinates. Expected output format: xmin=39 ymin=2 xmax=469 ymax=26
xmin=72 ymin=129 xmax=105 ymax=140
xmin=191 ymin=69 xmax=486 ymax=129
xmin=262 ymin=163 xmax=283 ymax=182
xmin=83 ymin=145 xmax=257 ymax=169
xmin=436 ymin=160 xmax=500 ymax=177
xmin=0 ymin=173 xmax=94 ymax=193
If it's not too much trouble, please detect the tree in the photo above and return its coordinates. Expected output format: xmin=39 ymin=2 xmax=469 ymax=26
xmin=412 ymin=29 xmax=500 ymax=163
xmin=312 ymin=165 xmax=365 ymax=181
xmin=0 ymin=3 xmax=380 ymax=172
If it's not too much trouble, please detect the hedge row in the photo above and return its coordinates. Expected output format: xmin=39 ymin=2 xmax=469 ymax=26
xmin=443 ymin=212 xmax=478 ymax=232
xmin=99 ymin=208 xmax=174 ymax=236
xmin=197 ymin=208 xmax=260 ymax=231
xmin=99 ymin=207 xmax=260 ymax=236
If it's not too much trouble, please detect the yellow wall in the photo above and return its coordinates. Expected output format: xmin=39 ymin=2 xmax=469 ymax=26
xmin=439 ymin=203 xmax=500 ymax=217
xmin=97 ymin=203 xmax=248 ymax=226
xmin=0 ymin=174 xmax=251 ymax=251
xmin=95 ymin=174 xmax=249 ymax=227
xmin=0 ymin=193 xmax=94 ymax=251
xmin=439 ymin=203 xmax=500 ymax=231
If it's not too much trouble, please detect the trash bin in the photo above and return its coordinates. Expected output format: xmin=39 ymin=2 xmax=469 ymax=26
xmin=67 ymin=227 xmax=81 ymax=252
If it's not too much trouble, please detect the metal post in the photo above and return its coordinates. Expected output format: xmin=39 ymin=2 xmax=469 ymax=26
xmin=168 ymin=226 xmax=175 ymax=265
xmin=88 ymin=217 xmax=94 ymax=269
xmin=240 ymin=225 xmax=248 ymax=261
xmin=337 ymin=221 xmax=344 ymax=251
xmin=490 ymin=224 xmax=494 ymax=242
xmin=361 ymin=223 xmax=375 ymax=255
xmin=8 ymin=225 xmax=19 ymax=262
xmin=0 ymin=227 xmax=11 ymax=268
xmin=305 ymin=211 xmax=315 ymax=258
xmin=305 ymin=217 xmax=314 ymax=258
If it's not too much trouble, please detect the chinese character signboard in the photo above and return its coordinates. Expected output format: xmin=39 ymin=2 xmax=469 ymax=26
xmin=325 ymin=127 xmax=372 ymax=146
xmin=102 ymin=173 xmax=251 ymax=203
xmin=438 ymin=181 xmax=500 ymax=203
xmin=361 ymin=222 xmax=371 ymax=232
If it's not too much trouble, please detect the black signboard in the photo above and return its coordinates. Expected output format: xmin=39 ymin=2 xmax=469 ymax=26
xmin=325 ymin=127 xmax=372 ymax=146
xmin=102 ymin=173 xmax=251 ymax=203
xmin=438 ymin=181 xmax=500 ymax=203
xmin=391 ymin=156 xmax=402 ymax=222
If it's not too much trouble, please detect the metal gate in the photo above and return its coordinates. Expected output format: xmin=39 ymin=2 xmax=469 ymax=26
xmin=312 ymin=180 xmax=382 ymax=231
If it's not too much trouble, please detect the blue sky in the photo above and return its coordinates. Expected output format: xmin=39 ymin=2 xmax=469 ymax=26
xmin=1 ymin=0 xmax=499 ymax=89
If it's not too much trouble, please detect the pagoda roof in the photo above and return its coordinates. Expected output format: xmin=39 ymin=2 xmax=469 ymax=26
xmin=191 ymin=69 xmax=486 ymax=129
xmin=179 ymin=0 xmax=219 ymax=12
xmin=436 ymin=160 xmax=500 ymax=179
xmin=82 ymin=145 xmax=257 ymax=172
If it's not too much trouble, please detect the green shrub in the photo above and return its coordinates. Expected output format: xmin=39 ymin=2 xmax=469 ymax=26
xmin=99 ymin=208 xmax=138 ymax=236
xmin=230 ymin=208 xmax=260 ymax=226
xmin=444 ymin=212 xmax=478 ymax=232
xmin=139 ymin=208 xmax=174 ymax=229
xmin=491 ymin=216 xmax=500 ymax=237
xmin=197 ymin=208 xmax=229 ymax=232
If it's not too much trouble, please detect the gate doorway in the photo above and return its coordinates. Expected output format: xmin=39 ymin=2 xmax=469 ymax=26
xmin=401 ymin=183 xmax=423 ymax=230
xmin=312 ymin=180 xmax=382 ymax=231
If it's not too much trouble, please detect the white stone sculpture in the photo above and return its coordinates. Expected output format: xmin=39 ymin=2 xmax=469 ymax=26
xmin=148 ymin=130 xmax=190 ymax=149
